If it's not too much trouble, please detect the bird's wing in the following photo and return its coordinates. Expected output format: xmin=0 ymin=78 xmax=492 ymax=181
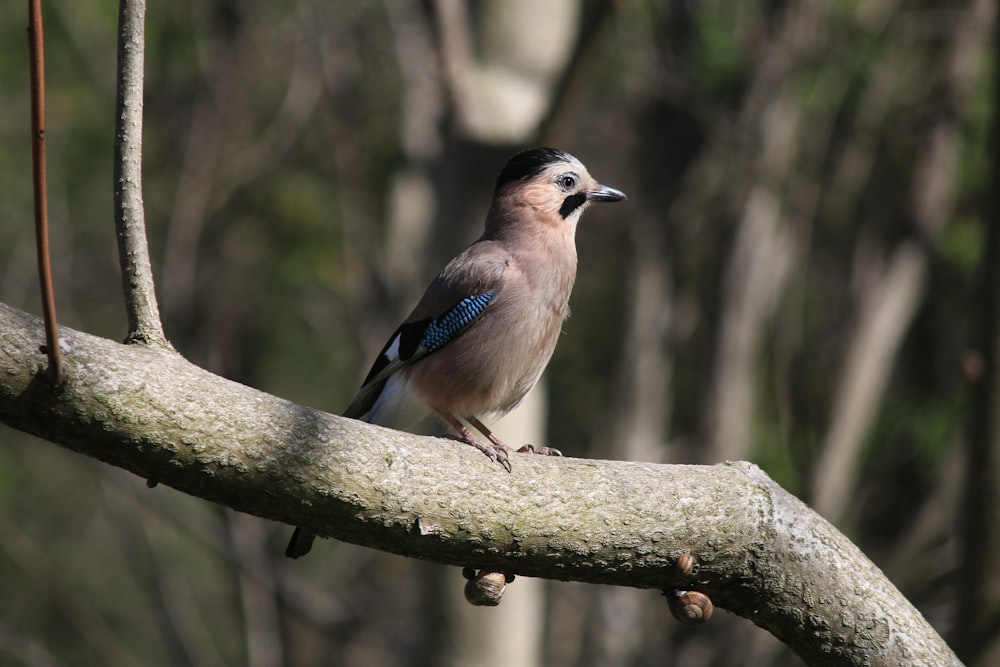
xmin=344 ymin=241 xmax=511 ymax=419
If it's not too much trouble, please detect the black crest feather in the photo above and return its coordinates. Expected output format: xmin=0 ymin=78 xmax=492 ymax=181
xmin=494 ymin=147 xmax=571 ymax=192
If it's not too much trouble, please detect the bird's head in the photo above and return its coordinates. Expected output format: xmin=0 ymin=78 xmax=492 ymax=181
xmin=490 ymin=147 xmax=626 ymax=234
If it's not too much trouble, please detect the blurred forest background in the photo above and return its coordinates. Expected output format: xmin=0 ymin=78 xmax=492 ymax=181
xmin=0 ymin=0 xmax=997 ymax=665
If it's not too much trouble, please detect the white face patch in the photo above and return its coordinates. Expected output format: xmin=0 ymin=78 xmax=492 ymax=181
xmin=562 ymin=205 xmax=587 ymax=234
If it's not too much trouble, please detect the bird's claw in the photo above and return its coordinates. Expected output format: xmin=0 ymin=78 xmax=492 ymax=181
xmin=464 ymin=437 xmax=512 ymax=472
xmin=517 ymin=444 xmax=562 ymax=456
xmin=494 ymin=445 xmax=512 ymax=473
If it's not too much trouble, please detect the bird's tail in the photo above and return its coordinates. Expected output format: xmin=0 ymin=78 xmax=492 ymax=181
xmin=285 ymin=526 xmax=316 ymax=559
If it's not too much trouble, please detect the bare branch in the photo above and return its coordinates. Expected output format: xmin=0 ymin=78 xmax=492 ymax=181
xmin=0 ymin=302 xmax=960 ymax=666
xmin=113 ymin=0 xmax=168 ymax=347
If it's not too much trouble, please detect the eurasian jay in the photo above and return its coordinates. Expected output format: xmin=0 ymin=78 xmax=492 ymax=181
xmin=286 ymin=147 xmax=625 ymax=558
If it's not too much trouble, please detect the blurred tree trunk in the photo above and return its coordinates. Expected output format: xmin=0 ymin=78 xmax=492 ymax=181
xmin=440 ymin=390 xmax=547 ymax=667
xmin=696 ymin=2 xmax=825 ymax=465
xmin=812 ymin=0 xmax=993 ymax=522
xmin=954 ymin=4 xmax=1000 ymax=661
xmin=420 ymin=2 xmax=583 ymax=665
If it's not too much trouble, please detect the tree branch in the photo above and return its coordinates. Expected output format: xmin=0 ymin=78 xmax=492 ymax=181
xmin=113 ymin=0 xmax=168 ymax=347
xmin=0 ymin=302 xmax=959 ymax=666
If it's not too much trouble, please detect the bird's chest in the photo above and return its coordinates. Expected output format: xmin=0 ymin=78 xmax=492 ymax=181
xmin=485 ymin=271 xmax=572 ymax=377
xmin=508 ymin=259 xmax=574 ymax=339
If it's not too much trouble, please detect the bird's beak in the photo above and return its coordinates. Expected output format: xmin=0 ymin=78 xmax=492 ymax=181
xmin=586 ymin=184 xmax=626 ymax=203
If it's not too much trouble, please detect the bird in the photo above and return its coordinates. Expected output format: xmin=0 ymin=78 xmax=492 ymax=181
xmin=285 ymin=147 xmax=625 ymax=558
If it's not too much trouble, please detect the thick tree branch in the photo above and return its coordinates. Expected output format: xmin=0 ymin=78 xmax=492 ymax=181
xmin=0 ymin=302 xmax=958 ymax=666
xmin=113 ymin=0 xmax=167 ymax=347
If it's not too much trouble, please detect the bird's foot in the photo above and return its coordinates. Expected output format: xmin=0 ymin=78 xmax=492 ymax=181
xmin=450 ymin=434 xmax=511 ymax=472
xmin=517 ymin=444 xmax=562 ymax=456
xmin=450 ymin=414 xmax=514 ymax=471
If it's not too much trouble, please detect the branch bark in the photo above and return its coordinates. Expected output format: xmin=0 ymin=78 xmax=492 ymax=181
xmin=113 ymin=0 xmax=167 ymax=347
xmin=0 ymin=302 xmax=959 ymax=666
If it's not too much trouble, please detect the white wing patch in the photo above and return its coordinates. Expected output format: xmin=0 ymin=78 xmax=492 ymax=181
xmin=366 ymin=373 xmax=431 ymax=429
xmin=384 ymin=334 xmax=402 ymax=364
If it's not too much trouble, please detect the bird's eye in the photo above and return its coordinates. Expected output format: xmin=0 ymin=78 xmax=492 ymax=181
xmin=557 ymin=174 xmax=577 ymax=191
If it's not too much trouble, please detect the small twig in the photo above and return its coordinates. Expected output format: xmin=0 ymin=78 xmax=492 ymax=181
xmin=113 ymin=0 xmax=169 ymax=347
xmin=28 ymin=0 xmax=65 ymax=386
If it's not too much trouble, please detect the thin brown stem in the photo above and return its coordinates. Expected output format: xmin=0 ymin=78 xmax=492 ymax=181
xmin=28 ymin=0 xmax=64 ymax=386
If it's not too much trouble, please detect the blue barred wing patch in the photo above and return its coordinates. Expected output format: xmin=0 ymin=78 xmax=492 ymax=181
xmin=421 ymin=293 xmax=496 ymax=352
xmin=347 ymin=291 xmax=497 ymax=417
